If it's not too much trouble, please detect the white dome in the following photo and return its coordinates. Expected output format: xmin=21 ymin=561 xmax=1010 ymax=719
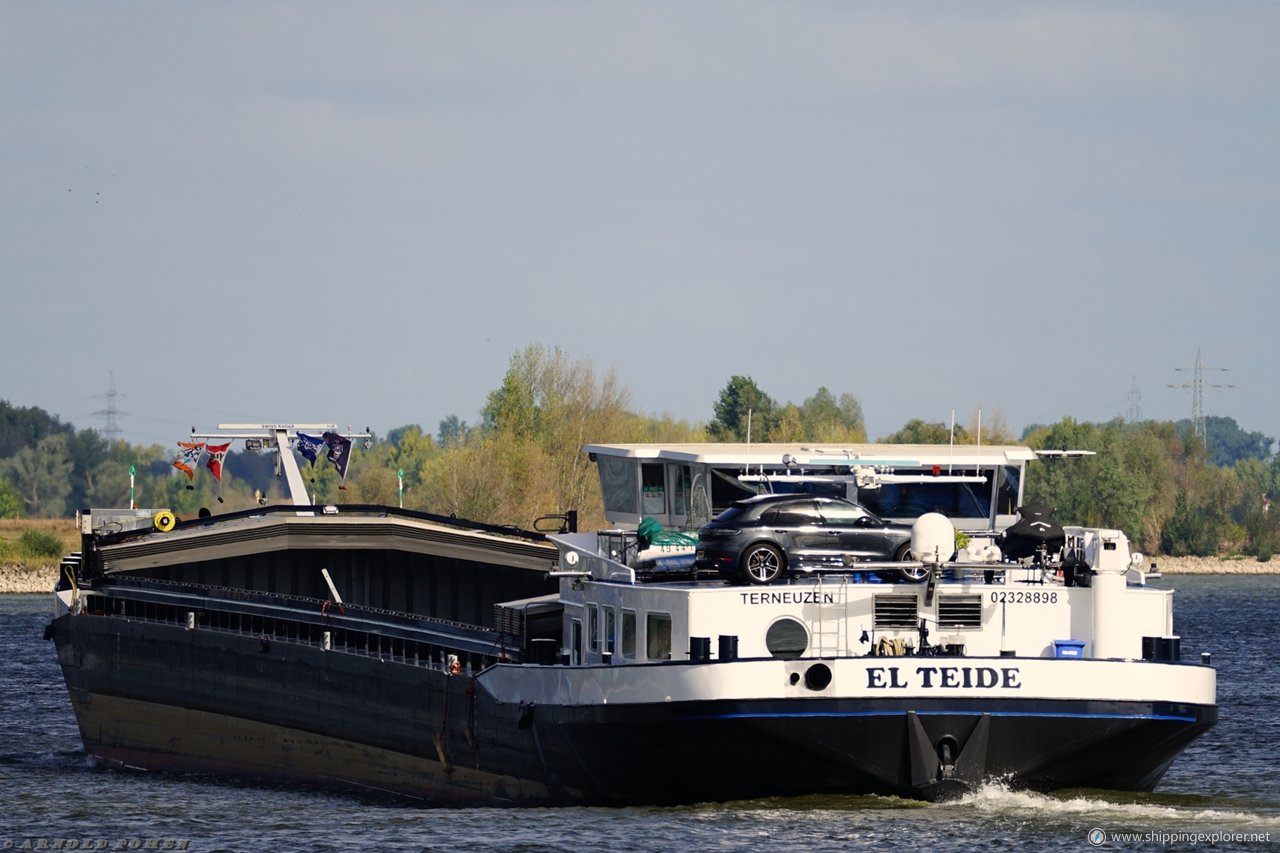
xmin=911 ymin=513 xmax=956 ymax=563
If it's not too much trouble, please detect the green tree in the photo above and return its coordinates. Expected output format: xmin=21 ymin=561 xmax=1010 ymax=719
xmin=962 ymin=407 xmax=1015 ymax=444
xmin=436 ymin=344 xmax=636 ymax=528
xmin=709 ymin=376 xmax=776 ymax=442
xmin=798 ymin=388 xmax=867 ymax=443
xmin=482 ymin=354 xmax=539 ymax=437
xmin=384 ymin=425 xmax=440 ymax=494
xmin=1202 ymin=416 xmax=1275 ymax=467
xmin=770 ymin=404 xmax=805 ymax=442
xmin=85 ymin=458 xmax=133 ymax=508
xmin=0 ymin=400 xmax=70 ymax=460
xmin=837 ymin=393 xmax=868 ymax=442
xmin=436 ymin=416 xmax=469 ymax=447
xmin=0 ymin=479 xmax=22 ymax=518
xmin=880 ymin=419 xmax=965 ymax=445
xmin=1023 ymin=418 xmax=1102 ymax=527
xmin=1163 ymin=491 xmax=1217 ymax=556
xmin=1090 ymin=422 xmax=1173 ymax=550
xmin=2 ymin=433 xmax=74 ymax=517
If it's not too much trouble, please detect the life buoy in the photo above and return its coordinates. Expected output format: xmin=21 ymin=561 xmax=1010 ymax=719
xmin=154 ymin=510 xmax=177 ymax=532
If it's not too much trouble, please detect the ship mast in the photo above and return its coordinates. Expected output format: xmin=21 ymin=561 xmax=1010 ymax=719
xmin=190 ymin=423 xmax=371 ymax=507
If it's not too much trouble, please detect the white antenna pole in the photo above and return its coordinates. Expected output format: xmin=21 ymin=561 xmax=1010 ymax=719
xmin=321 ymin=567 xmax=344 ymax=606
xmin=948 ymin=410 xmax=956 ymax=474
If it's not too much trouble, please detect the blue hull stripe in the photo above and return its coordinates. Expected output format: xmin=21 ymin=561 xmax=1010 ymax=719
xmin=676 ymin=710 xmax=1200 ymax=723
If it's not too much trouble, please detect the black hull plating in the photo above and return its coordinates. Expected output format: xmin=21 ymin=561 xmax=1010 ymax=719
xmin=52 ymin=613 xmax=1216 ymax=806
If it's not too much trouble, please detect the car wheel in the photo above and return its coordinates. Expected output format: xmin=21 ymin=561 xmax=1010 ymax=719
xmin=876 ymin=543 xmax=930 ymax=584
xmin=741 ymin=543 xmax=785 ymax=585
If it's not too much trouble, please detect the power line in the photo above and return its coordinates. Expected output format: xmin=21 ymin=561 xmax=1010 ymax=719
xmin=1168 ymin=349 xmax=1234 ymax=440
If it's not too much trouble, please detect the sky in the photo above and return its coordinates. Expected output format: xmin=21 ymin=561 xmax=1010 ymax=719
xmin=2 ymin=3 xmax=1277 ymax=449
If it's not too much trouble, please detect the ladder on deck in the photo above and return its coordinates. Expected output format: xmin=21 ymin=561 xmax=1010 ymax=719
xmin=808 ymin=574 xmax=850 ymax=658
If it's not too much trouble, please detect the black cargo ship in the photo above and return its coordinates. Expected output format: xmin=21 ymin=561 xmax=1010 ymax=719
xmin=48 ymin=427 xmax=1218 ymax=804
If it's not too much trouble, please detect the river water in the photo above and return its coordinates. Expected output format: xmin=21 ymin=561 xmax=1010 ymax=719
xmin=2 ymin=576 xmax=1278 ymax=852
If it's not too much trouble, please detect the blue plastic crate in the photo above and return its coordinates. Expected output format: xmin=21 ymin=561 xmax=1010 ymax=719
xmin=1053 ymin=639 xmax=1087 ymax=658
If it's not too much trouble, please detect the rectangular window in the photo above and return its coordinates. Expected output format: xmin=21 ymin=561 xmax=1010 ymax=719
xmin=642 ymin=463 xmax=667 ymax=515
xmin=646 ymin=612 xmax=672 ymax=661
xmin=604 ymin=607 xmax=616 ymax=656
xmin=570 ymin=619 xmax=583 ymax=666
xmin=997 ymin=465 xmax=1022 ymax=518
xmin=672 ymin=465 xmax=692 ymax=518
xmin=589 ymin=604 xmax=600 ymax=652
xmin=599 ymin=456 xmax=638 ymax=515
xmin=622 ymin=609 xmax=637 ymax=659
xmin=859 ymin=476 xmax=994 ymax=522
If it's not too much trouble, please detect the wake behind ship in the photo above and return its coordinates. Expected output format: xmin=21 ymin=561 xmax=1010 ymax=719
xmin=47 ymin=425 xmax=1217 ymax=805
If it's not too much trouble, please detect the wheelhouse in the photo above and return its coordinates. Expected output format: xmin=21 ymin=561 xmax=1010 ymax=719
xmin=586 ymin=442 xmax=1036 ymax=534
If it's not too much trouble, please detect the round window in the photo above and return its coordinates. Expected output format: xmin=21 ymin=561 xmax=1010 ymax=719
xmin=765 ymin=618 xmax=809 ymax=659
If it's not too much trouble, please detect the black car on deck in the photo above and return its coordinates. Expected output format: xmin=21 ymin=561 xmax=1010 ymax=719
xmin=694 ymin=493 xmax=924 ymax=585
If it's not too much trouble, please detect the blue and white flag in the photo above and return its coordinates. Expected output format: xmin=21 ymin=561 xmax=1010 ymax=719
xmin=297 ymin=432 xmax=324 ymax=468
xmin=323 ymin=431 xmax=353 ymax=481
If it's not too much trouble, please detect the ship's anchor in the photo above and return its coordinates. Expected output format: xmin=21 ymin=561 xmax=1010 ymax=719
xmin=905 ymin=711 xmax=991 ymax=798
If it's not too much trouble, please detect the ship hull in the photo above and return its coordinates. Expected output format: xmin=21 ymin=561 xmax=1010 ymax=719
xmin=52 ymin=612 xmax=1217 ymax=805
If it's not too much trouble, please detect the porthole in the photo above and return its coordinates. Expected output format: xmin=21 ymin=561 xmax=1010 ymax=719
xmin=765 ymin=617 xmax=809 ymax=660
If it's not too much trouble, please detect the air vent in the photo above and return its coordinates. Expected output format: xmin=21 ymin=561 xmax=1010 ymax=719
xmin=874 ymin=594 xmax=918 ymax=629
xmin=493 ymin=604 xmax=525 ymax=642
xmin=937 ymin=594 xmax=983 ymax=629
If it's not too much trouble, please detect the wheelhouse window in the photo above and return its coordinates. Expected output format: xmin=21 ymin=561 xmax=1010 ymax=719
xmin=571 ymin=619 xmax=583 ymax=665
xmin=646 ymin=612 xmax=672 ymax=661
xmin=589 ymin=604 xmax=600 ymax=652
xmin=711 ymin=471 xmax=757 ymax=514
xmin=604 ymin=607 xmax=616 ymax=656
xmin=858 ymin=474 xmax=993 ymax=521
xmin=770 ymin=480 xmax=846 ymax=499
xmin=672 ymin=465 xmax=692 ymax=518
xmin=642 ymin=463 xmax=666 ymax=515
xmin=996 ymin=465 xmax=1021 ymax=517
xmin=622 ymin=609 xmax=637 ymax=659
xmin=599 ymin=456 xmax=638 ymax=515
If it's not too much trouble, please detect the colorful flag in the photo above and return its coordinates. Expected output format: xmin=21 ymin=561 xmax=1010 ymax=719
xmin=322 ymin=431 xmax=352 ymax=481
xmin=205 ymin=442 xmax=231 ymax=481
xmin=173 ymin=441 xmax=205 ymax=481
xmin=297 ymin=432 xmax=324 ymax=467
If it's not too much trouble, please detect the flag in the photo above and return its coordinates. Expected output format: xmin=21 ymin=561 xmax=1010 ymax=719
xmin=322 ymin=431 xmax=352 ymax=481
xmin=205 ymin=442 xmax=231 ymax=481
xmin=173 ymin=441 xmax=205 ymax=481
xmin=297 ymin=432 xmax=324 ymax=467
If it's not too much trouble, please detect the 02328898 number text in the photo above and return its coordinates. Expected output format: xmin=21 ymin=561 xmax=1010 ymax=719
xmin=989 ymin=591 xmax=1059 ymax=605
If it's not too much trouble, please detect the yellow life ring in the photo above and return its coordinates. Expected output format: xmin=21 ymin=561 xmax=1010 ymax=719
xmin=154 ymin=510 xmax=177 ymax=532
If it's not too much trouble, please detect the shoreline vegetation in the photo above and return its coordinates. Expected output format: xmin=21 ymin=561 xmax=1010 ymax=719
xmin=3 ymin=555 xmax=1274 ymax=596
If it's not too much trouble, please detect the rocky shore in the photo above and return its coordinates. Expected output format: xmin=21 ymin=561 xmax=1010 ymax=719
xmin=1149 ymin=555 xmax=1277 ymax=575
xmin=0 ymin=564 xmax=59 ymax=595
xmin=2 ymin=555 xmax=1275 ymax=595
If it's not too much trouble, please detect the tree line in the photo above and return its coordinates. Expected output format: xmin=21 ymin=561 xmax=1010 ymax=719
xmin=2 ymin=345 xmax=1276 ymax=558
